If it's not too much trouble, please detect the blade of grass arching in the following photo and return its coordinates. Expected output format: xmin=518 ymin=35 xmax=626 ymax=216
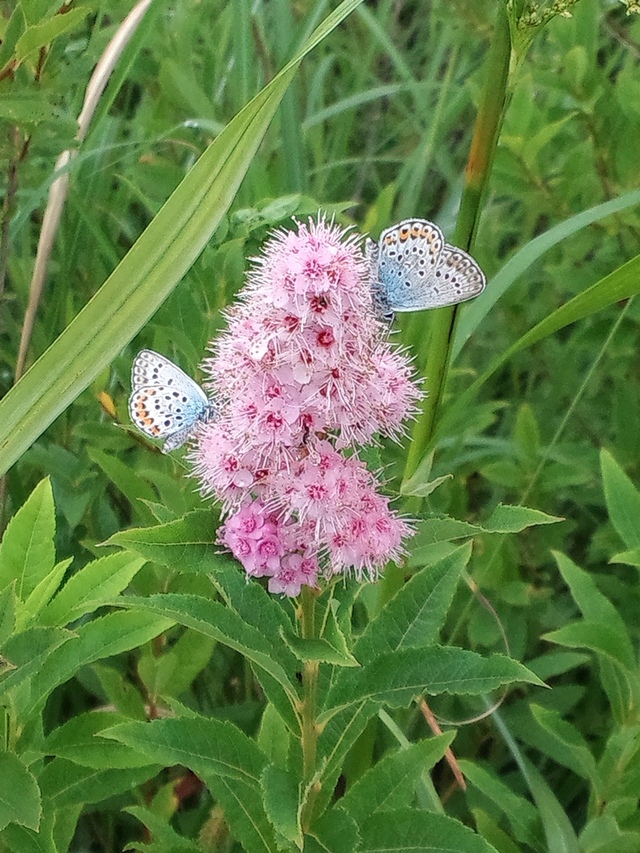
xmin=439 ymin=252 xmax=640 ymax=441
xmin=491 ymin=708 xmax=579 ymax=853
xmin=0 ymin=0 xmax=364 ymax=478
xmin=452 ymin=188 xmax=640 ymax=361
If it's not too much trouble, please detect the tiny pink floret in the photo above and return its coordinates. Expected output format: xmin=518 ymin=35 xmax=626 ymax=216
xmin=192 ymin=218 xmax=421 ymax=596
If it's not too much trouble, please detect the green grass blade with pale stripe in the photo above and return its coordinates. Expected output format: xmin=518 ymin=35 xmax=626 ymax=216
xmin=0 ymin=0 xmax=363 ymax=478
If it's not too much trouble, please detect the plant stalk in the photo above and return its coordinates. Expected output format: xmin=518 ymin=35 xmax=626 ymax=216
xmin=300 ymin=584 xmax=320 ymax=830
xmin=402 ymin=5 xmax=512 ymax=487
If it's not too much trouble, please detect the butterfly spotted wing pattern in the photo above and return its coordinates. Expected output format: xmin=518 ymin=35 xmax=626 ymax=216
xmin=128 ymin=350 xmax=215 ymax=452
xmin=370 ymin=218 xmax=486 ymax=316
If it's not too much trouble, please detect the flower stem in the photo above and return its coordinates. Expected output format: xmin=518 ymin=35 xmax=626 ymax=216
xmin=402 ymin=5 xmax=512 ymax=488
xmin=300 ymin=584 xmax=320 ymax=830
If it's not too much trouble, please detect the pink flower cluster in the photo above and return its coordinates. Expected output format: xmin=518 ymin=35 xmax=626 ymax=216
xmin=193 ymin=218 xmax=420 ymax=596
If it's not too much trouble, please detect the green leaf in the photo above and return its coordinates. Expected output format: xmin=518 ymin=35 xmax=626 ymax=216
xmin=530 ymin=704 xmax=597 ymax=780
xmin=106 ymin=717 xmax=277 ymax=853
xmin=543 ymin=621 xmax=635 ymax=672
xmin=305 ymin=808 xmax=359 ymax=853
xmin=354 ymin=545 xmax=471 ymax=666
xmin=483 ymin=504 xmax=563 ymax=532
xmin=580 ymin=815 xmax=640 ymax=853
xmin=552 ymin=551 xmax=633 ymax=653
xmin=43 ymin=711 xmax=160 ymax=770
xmin=0 ymin=583 xmax=16 ymax=648
xmin=113 ymin=594 xmax=299 ymax=714
xmin=609 ymin=547 xmax=640 ymax=568
xmin=414 ymin=505 xmax=561 ymax=546
xmin=0 ymin=95 xmax=56 ymax=124
xmin=458 ymin=760 xmax=542 ymax=850
xmin=22 ymin=611 xmax=174 ymax=715
xmin=261 ymin=765 xmax=301 ymax=848
xmin=359 ymin=809 xmax=499 ymax=853
xmin=601 ymin=448 xmax=640 ymax=550
xmin=0 ymin=753 xmax=41 ymax=832
xmin=284 ymin=634 xmax=359 ymax=667
xmin=0 ymin=0 xmax=365 ymax=479
xmin=15 ymin=7 xmax=90 ymax=62
xmin=125 ymin=806 xmax=201 ymax=853
xmin=314 ymin=701 xmax=373 ymax=817
xmin=0 ymin=626 xmax=72 ymax=696
xmin=17 ymin=558 xmax=72 ymax=630
xmin=257 ymin=704 xmax=291 ymax=771
xmin=88 ymin=449 xmax=157 ymax=517
xmin=106 ymin=510 xmax=219 ymax=573
xmin=324 ymin=647 xmax=544 ymax=716
xmin=340 ymin=735 xmax=455 ymax=824
xmin=445 ymin=252 xmax=640 ymax=434
xmin=453 ymin=189 xmax=640 ymax=359
xmin=40 ymin=553 xmax=146 ymax=627
xmin=0 ymin=479 xmax=55 ymax=599
xmin=38 ymin=759 xmax=161 ymax=809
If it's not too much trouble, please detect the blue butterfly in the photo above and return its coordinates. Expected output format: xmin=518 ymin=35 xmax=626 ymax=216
xmin=128 ymin=350 xmax=217 ymax=452
xmin=367 ymin=218 xmax=486 ymax=317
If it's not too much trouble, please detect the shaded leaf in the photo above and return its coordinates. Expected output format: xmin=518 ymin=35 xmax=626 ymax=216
xmin=0 ymin=753 xmax=41 ymax=832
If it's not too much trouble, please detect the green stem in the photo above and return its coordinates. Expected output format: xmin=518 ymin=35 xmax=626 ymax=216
xmin=402 ymin=5 xmax=512 ymax=489
xmin=300 ymin=584 xmax=320 ymax=830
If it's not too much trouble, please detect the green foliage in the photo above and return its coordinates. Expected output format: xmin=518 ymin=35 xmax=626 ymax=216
xmin=2 ymin=0 xmax=640 ymax=850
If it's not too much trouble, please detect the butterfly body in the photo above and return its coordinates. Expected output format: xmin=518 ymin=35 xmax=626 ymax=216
xmin=368 ymin=218 xmax=486 ymax=317
xmin=129 ymin=350 xmax=216 ymax=452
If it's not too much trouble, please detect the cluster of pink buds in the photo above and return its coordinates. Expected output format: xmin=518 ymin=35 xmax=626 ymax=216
xmin=192 ymin=218 xmax=420 ymax=596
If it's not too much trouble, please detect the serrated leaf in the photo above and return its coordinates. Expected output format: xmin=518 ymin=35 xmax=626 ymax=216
xmin=314 ymin=701 xmax=373 ymax=817
xmin=106 ymin=510 xmax=219 ymax=573
xmin=305 ymin=808 xmax=359 ymax=853
xmin=22 ymin=611 xmax=174 ymax=715
xmin=43 ymin=711 xmax=160 ymax=770
xmin=483 ymin=504 xmax=563 ymax=532
xmin=106 ymin=717 xmax=278 ymax=853
xmin=324 ymin=647 xmax=544 ymax=715
xmin=17 ymin=558 xmax=71 ymax=630
xmin=354 ymin=545 xmax=471 ymax=666
xmin=0 ymin=753 xmax=41 ymax=832
xmin=0 ymin=626 xmax=72 ymax=696
xmin=114 ymin=594 xmax=299 ymax=711
xmin=38 ymin=759 xmax=161 ymax=808
xmin=0 ymin=479 xmax=55 ymax=599
xmin=284 ymin=633 xmax=359 ymax=667
xmin=104 ymin=717 xmax=267 ymax=784
xmin=40 ymin=553 xmax=146 ymax=627
xmin=414 ymin=504 xmax=560 ymax=546
xmin=360 ymin=809 xmax=499 ymax=852
xmin=257 ymin=703 xmax=291 ymax=770
xmin=340 ymin=734 xmax=455 ymax=823
xmin=261 ymin=765 xmax=302 ymax=848
xmin=601 ymin=448 xmax=640 ymax=550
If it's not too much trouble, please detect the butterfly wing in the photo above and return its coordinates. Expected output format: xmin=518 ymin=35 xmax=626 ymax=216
xmin=372 ymin=218 xmax=485 ymax=313
xmin=129 ymin=351 xmax=212 ymax=452
xmin=431 ymin=244 xmax=486 ymax=305
xmin=374 ymin=219 xmax=445 ymax=313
